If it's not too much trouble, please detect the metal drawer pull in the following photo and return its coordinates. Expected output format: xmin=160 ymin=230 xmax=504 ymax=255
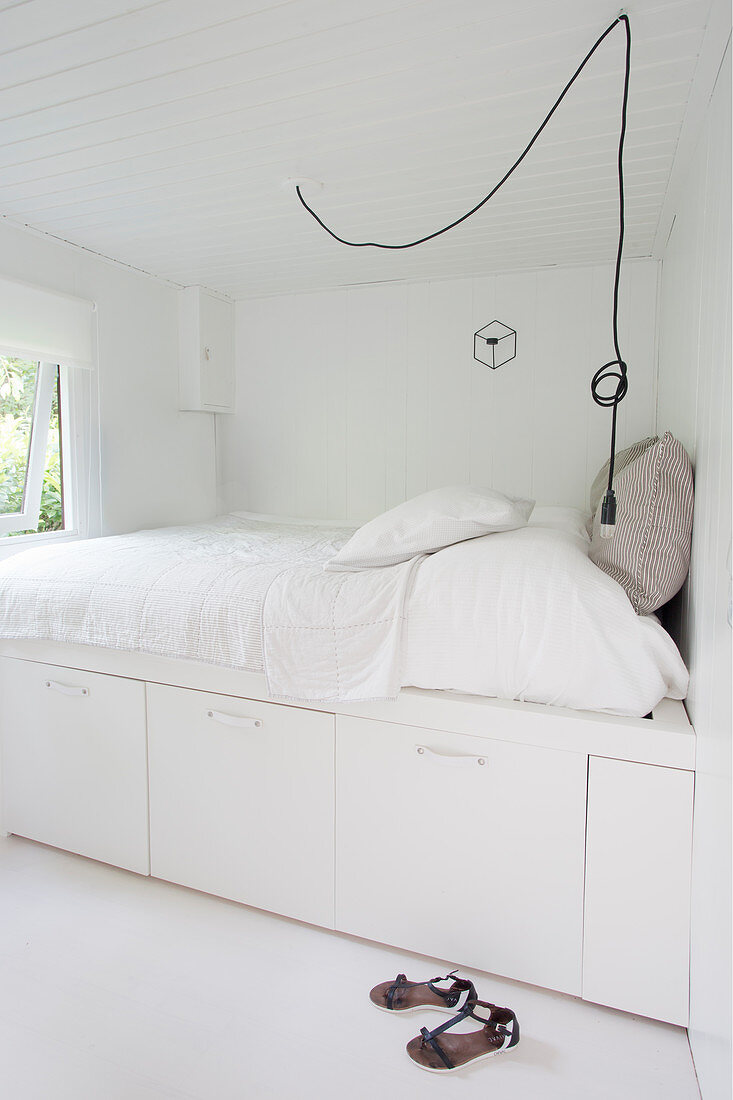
xmin=45 ymin=679 xmax=89 ymax=697
xmin=207 ymin=709 xmax=262 ymax=729
xmin=416 ymin=745 xmax=486 ymax=768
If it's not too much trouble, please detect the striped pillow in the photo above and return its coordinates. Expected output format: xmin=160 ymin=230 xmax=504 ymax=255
xmin=589 ymin=433 xmax=693 ymax=614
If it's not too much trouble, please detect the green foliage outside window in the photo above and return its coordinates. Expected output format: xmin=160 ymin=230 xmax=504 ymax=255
xmin=0 ymin=356 xmax=64 ymax=535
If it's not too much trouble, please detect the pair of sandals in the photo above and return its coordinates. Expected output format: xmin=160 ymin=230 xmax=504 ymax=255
xmin=369 ymin=969 xmax=520 ymax=1073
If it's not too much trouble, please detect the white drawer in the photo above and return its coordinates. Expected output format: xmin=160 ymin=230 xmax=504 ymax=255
xmin=335 ymin=715 xmax=588 ymax=996
xmin=0 ymin=658 xmax=149 ymax=874
xmin=147 ymin=684 xmax=335 ymax=928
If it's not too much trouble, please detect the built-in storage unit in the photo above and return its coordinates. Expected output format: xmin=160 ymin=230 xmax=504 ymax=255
xmin=178 ymin=285 xmax=235 ymax=413
xmin=0 ymin=650 xmax=695 ymax=1025
xmin=582 ymin=756 xmax=694 ymax=1026
xmin=336 ymin=715 xmax=587 ymax=996
xmin=0 ymin=660 xmax=149 ymax=874
xmin=146 ymin=683 xmax=335 ymax=928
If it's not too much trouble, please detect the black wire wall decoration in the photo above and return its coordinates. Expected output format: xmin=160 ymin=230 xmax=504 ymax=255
xmin=295 ymin=14 xmax=633 ymax=525
xmin=474 ymin=321 xmax=516 ymax=370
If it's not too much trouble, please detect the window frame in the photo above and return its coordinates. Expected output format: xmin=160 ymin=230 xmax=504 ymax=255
xmin=0 ymin=361 xmax=57 ymax=537
xmin=0 ymin=363 xmax=95 ymax=554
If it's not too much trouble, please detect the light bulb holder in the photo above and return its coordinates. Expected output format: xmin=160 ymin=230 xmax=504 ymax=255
xmin=600 ymin=488 xmax=617 ymax=539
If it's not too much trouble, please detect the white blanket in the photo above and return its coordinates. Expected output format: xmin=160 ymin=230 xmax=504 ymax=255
xmin=401 ymin=526 xmax=688 ymax=716
xmin=262 ymin=555 xmax=423 ymax=702
xmin=0 ymin=515 xmax=352 ymax=671
xmin=0 ymin=512 xmax=689 ymax=716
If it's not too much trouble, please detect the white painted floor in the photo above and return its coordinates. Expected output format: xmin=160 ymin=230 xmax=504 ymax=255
xmin=0 ymin=835 xmax=700 ymax=1100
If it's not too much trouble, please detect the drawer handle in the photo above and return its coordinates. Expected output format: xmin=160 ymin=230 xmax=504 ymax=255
xmin=416 ymin=745 xmax=486 ymax=768
xmin=45 ymin=679 xmax=89 ymax=697
xmin=207 ymin=709 xmax=262 ymax=729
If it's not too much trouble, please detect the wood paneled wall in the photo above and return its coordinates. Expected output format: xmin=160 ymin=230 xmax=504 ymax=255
xmin=220 ymin=259 xmax=659 ymax=521
xmin=657 ymin=45 xmax=731 ymax=1100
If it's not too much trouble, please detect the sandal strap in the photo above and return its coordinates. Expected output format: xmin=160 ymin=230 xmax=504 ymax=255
xmin=493 ymin=1013 xmax=519 ymax=1050
xmin=416 ymin=995 xmax=478 ymax=1061
xmin=427 ymin=974 xmax=476 ymax=1007
xmin=420 ymin=1001 xmax=473 ymax=1043
xmin=419 ymin=1026 xmax=455 ymax=1070
xmin=419 ymin=1000 xmax=518 ymax=1051
xmin=465 ymin=1002 xmax=520 ymax=1050
xmin=385 ymin=969 xmax=470 ymax=1010
xmin=386 ymin=973 xmax=408 ymax=1010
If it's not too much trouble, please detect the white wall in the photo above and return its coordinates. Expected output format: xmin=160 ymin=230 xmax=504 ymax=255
xmin=220 ymin=259 xmax=659 ymax=521
xmin=657 ymin=46 xmax=731 ymax=1100
xmin=0 ymin=220 xmax=216 ymax=536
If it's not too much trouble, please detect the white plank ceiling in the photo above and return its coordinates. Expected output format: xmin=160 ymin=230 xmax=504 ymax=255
xmin=0 ymin=0 xmax=722 ymax=299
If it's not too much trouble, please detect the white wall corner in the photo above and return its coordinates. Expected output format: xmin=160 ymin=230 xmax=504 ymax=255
xmin=652 ymin=4 xmax=732 ymax=259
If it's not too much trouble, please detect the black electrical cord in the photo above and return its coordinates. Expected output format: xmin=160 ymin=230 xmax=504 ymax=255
xmin=591 ymin=14 xmax=631 ymax=527
xmin=296 ymin=14 xmax=632 ymax=524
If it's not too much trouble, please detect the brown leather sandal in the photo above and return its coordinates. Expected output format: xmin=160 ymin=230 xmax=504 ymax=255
xmin=406 ymin=999 xmax=520 ymax=1072
xmin=369 ymin=970 xmax=477 ymax=1015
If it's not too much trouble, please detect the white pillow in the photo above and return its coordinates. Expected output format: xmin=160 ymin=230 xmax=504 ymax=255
xmin=324 ymin=486 xmax=535 ymax=571
xmin=528 ymin=506 xmax=591 ymax=543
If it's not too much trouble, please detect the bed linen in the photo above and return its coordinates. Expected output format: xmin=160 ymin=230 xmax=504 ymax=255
xmin=323 ymin=485 xmax=534 ymax=570
xmin=0 ymin=515 xmax=352 ymax=672
xmin=0 ymin=512 xmax=688 ymax=716
xmin=401 ymin=525 xmax=688 ymax=716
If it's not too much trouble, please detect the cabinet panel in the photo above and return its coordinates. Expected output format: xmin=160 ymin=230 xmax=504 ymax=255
xmin=336 ymin=715 xmax=587 ymax=995
xmin=583 ymin=756 xmax=693 ymax=1025
xmin=147 ymin=684 xmax=334 ymax=928
xmin=178 ymin=285 xmax=235 ymax=413
xmin=0 ymin=658 xmax=149 ymax=873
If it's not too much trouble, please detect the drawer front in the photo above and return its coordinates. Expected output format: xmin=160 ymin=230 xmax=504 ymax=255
xmin=147 ymin=684 xmax=335 ymax=928
xmin=336 ymin=715 xmax=587 ymax=996
xmin=583 ymin=756 xmax=693 ymax=1025
xmin=0 ymin=658 xmax=149 ymax=874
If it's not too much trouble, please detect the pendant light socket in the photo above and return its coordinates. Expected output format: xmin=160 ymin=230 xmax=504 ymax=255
xmin=600 ymin=488 xmax=617 ymax=539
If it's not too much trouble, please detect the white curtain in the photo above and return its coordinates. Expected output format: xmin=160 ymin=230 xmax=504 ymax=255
xmin=0 ymin=276 xmax=95 ymax=368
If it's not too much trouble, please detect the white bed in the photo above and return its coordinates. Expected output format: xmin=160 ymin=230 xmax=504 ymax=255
xmin=0 ymin=510 xmax=695 ymax=1027
xmin=0 ymin=508 xmax=687 ymax=717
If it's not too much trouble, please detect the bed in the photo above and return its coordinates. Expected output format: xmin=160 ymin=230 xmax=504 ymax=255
xmin=0 ymin=492 xmax=695 ymax=1027
xmin=0 ymin=504 xmax=687 ymax=718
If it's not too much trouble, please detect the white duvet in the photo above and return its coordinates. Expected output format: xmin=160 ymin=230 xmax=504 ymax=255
xmin=401 ymin=526 xmax=688 ymax=715
xmin=0 ymin=511 xmax=688 ymax=716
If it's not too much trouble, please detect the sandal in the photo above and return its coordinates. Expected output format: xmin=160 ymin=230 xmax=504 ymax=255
xmin=369 ymin=970 xmax=477 ymax=1015
xmin=406 ymin=999 xmax=520 ymax=1072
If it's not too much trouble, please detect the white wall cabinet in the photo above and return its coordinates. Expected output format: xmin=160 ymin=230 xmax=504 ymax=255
xmin=0 ymin=655 xmax=695 ymax=1024
xmin=146 ymin=684 xmax=335 ymax=928
xmin=0 ymin=659 xmax=149 ymax=874
xmin=179 ymin=285 xmax=235 ymax=413
xmin=335 ymin=715 xmax=588 ymax=996
xmin=583 ymin=756 xmax=694 ymax=1026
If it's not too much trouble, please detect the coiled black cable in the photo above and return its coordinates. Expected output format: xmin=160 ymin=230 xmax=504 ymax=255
xmin=296 ymin=14 xmax=632 ymax=512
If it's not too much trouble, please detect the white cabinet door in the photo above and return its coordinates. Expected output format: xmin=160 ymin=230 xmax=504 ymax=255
xmin=178 ymin=286 xmax=235 ymax=412
xmin=336 ymin=715 xmax=587 ymax=995
xmin=583 ymin=756 xmax=693 ymax=1025
xmin=0 ymin=658 xmax=149 ymax=874
xmin=147 ymin=684 xmax=335 ymax=928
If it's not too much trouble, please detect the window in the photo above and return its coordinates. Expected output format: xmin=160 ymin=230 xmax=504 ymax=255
xmin=0 ymin=356 xmax=87 ymax=542
xmin=0 ymin=277 xmax=97 ymax=552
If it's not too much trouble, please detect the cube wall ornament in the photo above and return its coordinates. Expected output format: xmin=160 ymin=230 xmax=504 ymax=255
xmin=474 ymin=320 xmax=517 ymax=369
